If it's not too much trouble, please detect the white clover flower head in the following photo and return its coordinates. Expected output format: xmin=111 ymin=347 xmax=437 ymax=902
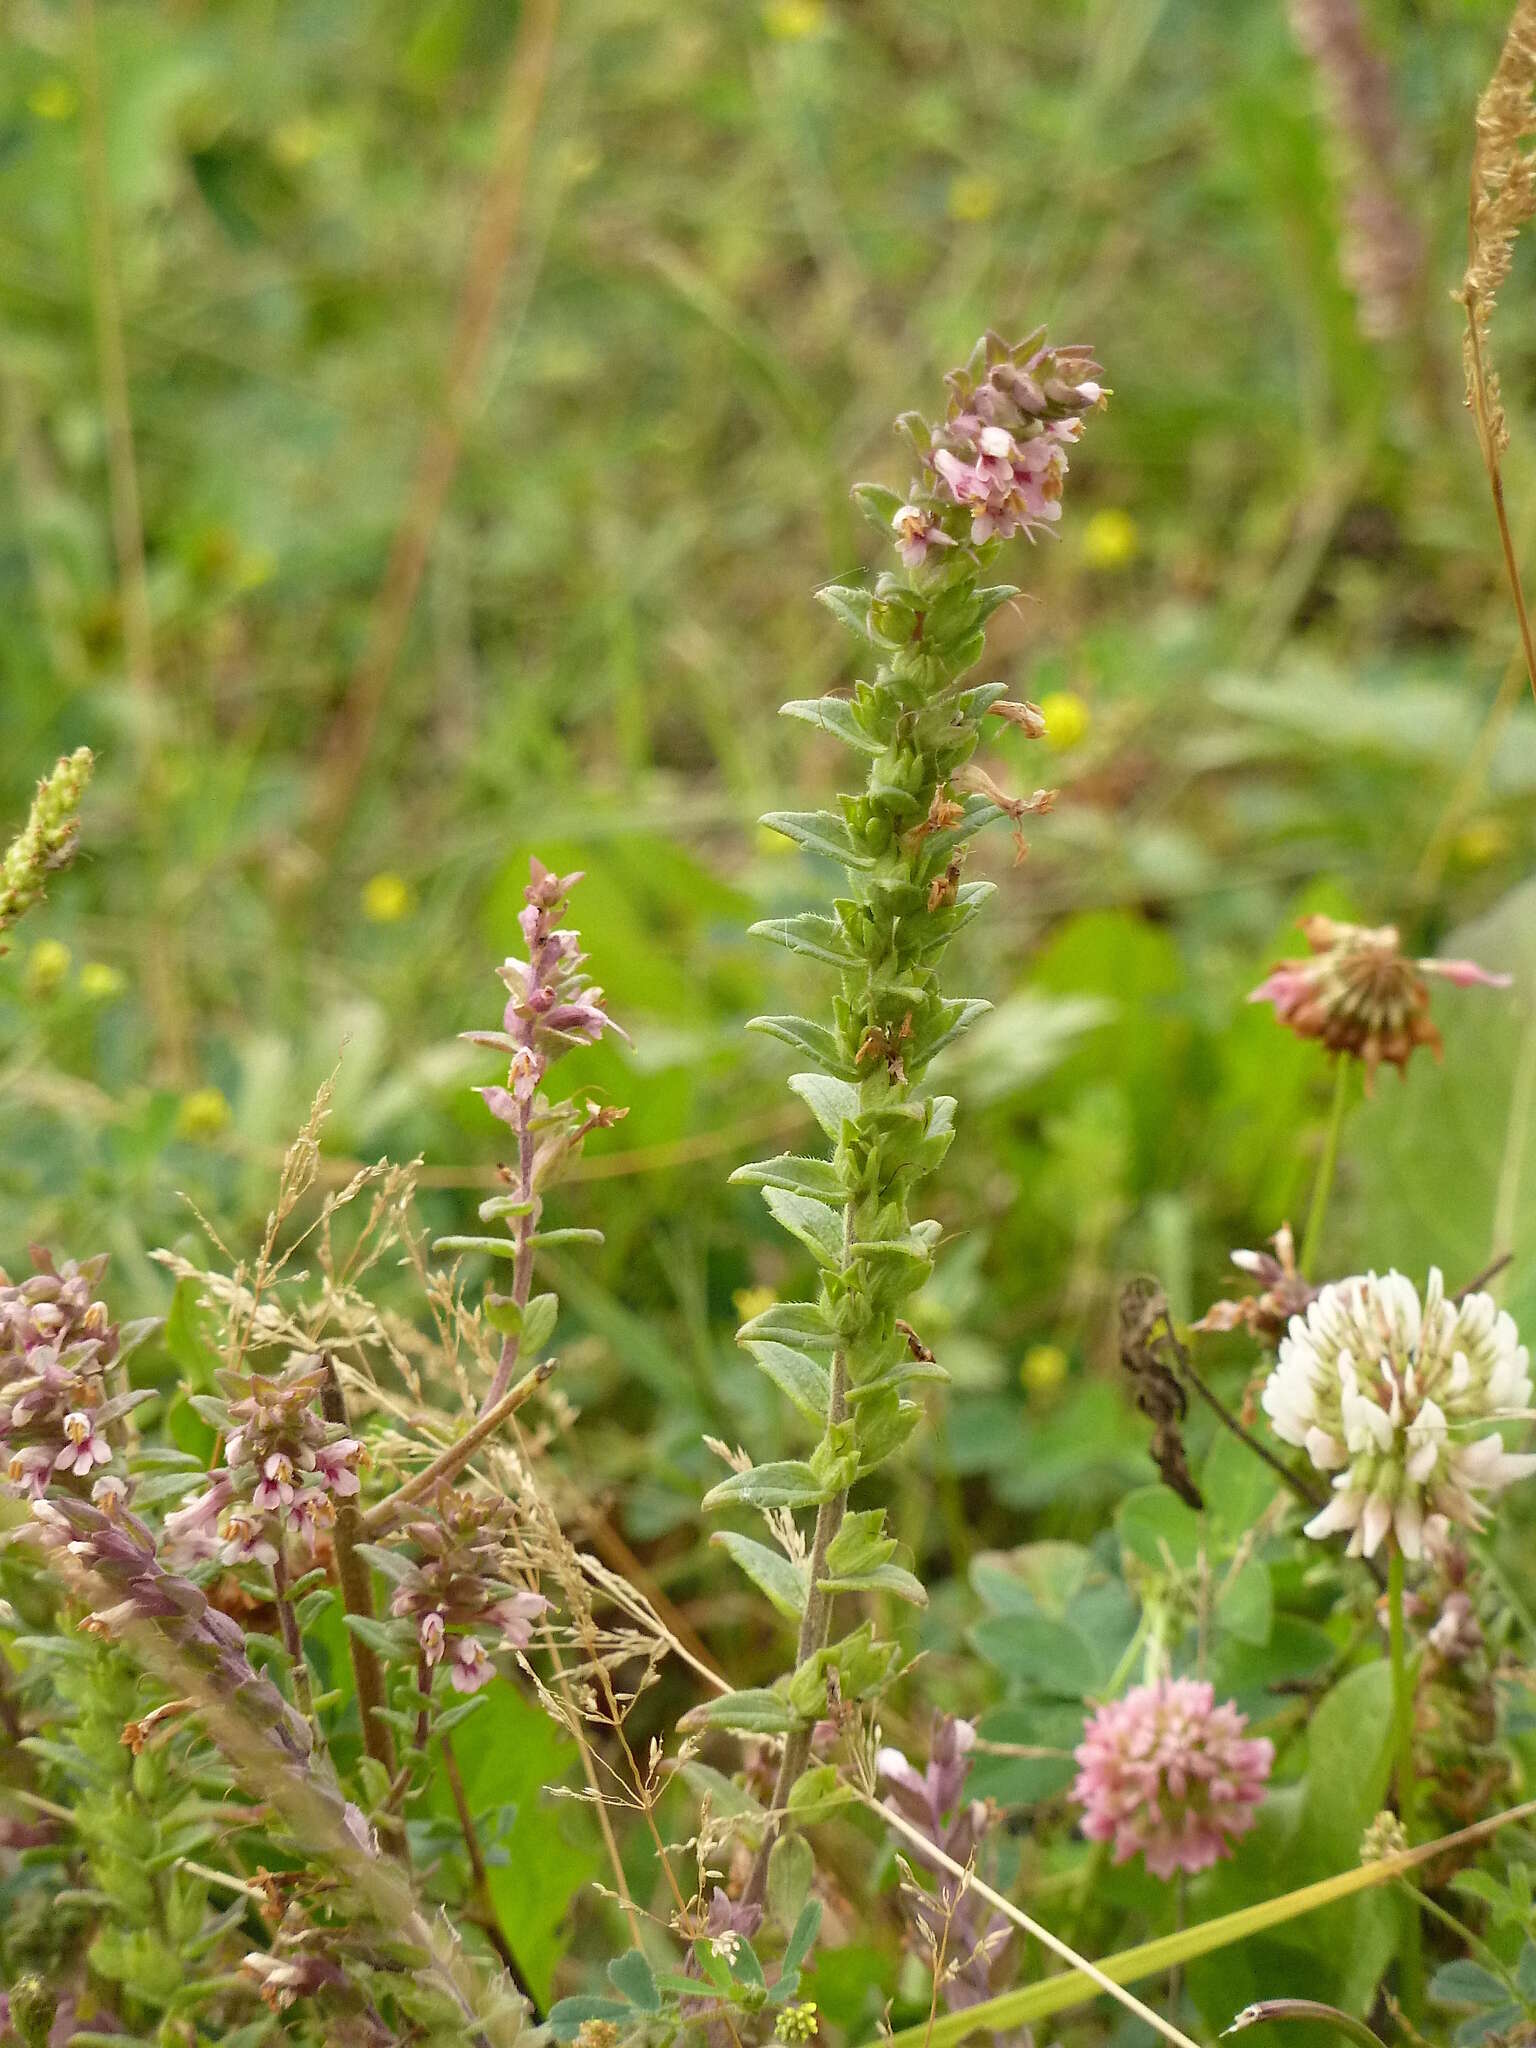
xmin=1264 ymin=1268 xmax=1536 ymax=1558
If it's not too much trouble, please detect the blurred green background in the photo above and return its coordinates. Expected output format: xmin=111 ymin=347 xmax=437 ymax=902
xmin=5 ymin=0 xmax=1536 ymax=1761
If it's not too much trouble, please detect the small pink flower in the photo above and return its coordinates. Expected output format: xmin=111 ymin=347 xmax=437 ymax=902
xmin=313 ymin=1438 xmax=362 ymax=1498
xmin=448 ymin=1634 xmax=495 ymax=1694
xmin=488 ymin=1589 xmax=548 ymax=1649
xmin=54 ymin=1410 xmax=112 ymax=1476
xmin=419 ymin=1609 xmax=447 ymax=1666
xmin=1072 ymin=1679 xmax=1273 ymax=1880
xmin=219 ymin=1505 xmax=278 ymax=1568
xmin=252 ymin=1451 xmax=297 ymax=1513
xmin=288 ymin=1487 xmax=335 ymax=1549
xmin=91 ymin=1473 xmax=129 ymax=1517
xmin=163 ymin=1478 xmax=233 ymax=1556
xmin=891 ymin=504 xmax=957 ymax=570
xmin=6 ymin=1445 xmax=54 ymax=1498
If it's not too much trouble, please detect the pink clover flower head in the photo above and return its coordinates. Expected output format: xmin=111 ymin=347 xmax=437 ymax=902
xmin=448 ymin=1632 xmax=495 ymax=1694
xmin=54 ymin=1409 xmax=112 ymax=1476
xmin=1264 ymin=1269 xmax=1536 ymax=1559
xmin=1073 ymin=1678 xmax=1272 ymax=1879
xmin=1248 ymin=915 xmax=1511 ymax=1092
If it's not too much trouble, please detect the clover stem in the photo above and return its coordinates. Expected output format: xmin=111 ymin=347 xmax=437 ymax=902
xmin=1388 ymin=1546 xmax=1422 ymax=2018
xmin=1300 ymin=1056 xmax=1350 ymax=1277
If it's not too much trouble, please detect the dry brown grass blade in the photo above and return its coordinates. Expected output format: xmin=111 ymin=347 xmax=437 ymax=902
xmin=311 ymin=0 xmax=561 ymax=844
xmin=1457 ymin=0 xmax=1536 ymax=707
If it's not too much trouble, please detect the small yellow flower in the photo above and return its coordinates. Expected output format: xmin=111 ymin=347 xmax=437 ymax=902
xmin=947 ymin=174 xmax=999 ymax=224
xmin=24 ymin=938 xmax=71 ymax=998
xmin=176 ymin=1086 xmax=231 ymax=1141
xmin=733 ymin=1285 xmax=777 ymax=1324
xmin=271 ymin=116 xmax=325 ymax=167
xmin=1021 ymin=1343 xmax=1068 ymax=1396
xmin=763 ymin=0 xmax=825 ymax=38
xmin=1451 ymin=817 xmax=1511 ymax=870
xmin=233 ymin=547 xmax=277 ymax=592
xmin=28 ymin=78 xmax=78 ymax=122
xmin=361 ymin=872 xmax=413 ymax=924
xmin=1082 ymin=507 xmax=1139 ymax=570
xmin=1039 ymin=691 xmax=1089 ymax=750
xmin=79 ymin=962 xmax=126 ymax=1002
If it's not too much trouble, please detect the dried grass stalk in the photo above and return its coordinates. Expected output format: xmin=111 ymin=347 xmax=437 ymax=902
xmin=1455 ymin=0 xmax=1536 ymax=705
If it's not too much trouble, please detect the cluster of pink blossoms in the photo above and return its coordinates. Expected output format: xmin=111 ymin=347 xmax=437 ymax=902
xmin=386 ymin=1487 xmax=547 ymax=1695
xmin=164 ymin=1355 xmax=362 ymax=1567
xmin=891 ymin=331 xmax=1105 ymax=569
xmin=465 ymin=858 xmax=628 ymax=1148
xmin=0 ymin=1250 xmax=143 ymax=1505
xmin=1072 ymin=1678 xmax=1273 ymax=1879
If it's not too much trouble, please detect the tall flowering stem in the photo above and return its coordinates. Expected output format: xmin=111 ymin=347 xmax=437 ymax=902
xmin=701 ymin=330 xmax=1104 ymax=1884
xmin=447 ymin=861 xmax=628 ymax=1416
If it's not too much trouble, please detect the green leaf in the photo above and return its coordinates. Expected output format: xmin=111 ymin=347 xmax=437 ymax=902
xmin=762 ymin=1186 xmax=845 ymax=1267
xmin=526 ymin=1227 xmax=604 ymax=1248
xmin=787 ymin=1071 xmax=861 ymax=1140
xmin=713 ymin=1533 xmax=809 ymax=1620
xmin=761 ymin=809 xmax=876 ymax=871
xmin=741 ymin=1338 xmax=832 ymax=1423
xmin=1215 ymin=1556 xmax=1273 ymax=1646
xmin=703 ymin=1460 xmax=828 ymax=1511
xmin=749 ymin=913 xmax=859 ymax=970
xmin=679 ymin=1688 xmax=796 ymax=1736
xmin=818 ymin=1560 xmax=927 ymax=1606
xmin=785 ymin=1763 xmax=855 ymax=1820
xmin=608 ymin=1949 xmax=660 ymax=2011
xmin=342 ymin=1612 xmax=409 ymax=1658
xmin=433 ymin=1233 xmax=519 ymax=1260
xmin=746 ymin=1014 xmax=858 ymax=1076
xmin=520 ymin=1292 xmax=559 ymax=1352
xmin=547 ymin=1997 xmax=632 ymax=2041
xmin=162 ymin=1277 xmax=219 ymax=1390
xmin=738 ymin=1299 xmax=837 ymax=1352
xmin=1349 ymin=879 xmax=1536 ymax=1331
xmin=681 ymin=1762 xmax=766 ymax=1832
xmin=815 ymin=582 xmax=875 ymax=640
xmin=781 ymin=1897 xmax=823 ymax=1978
xmin=1116 ymin=1483 xmax=1202 ymax=1571
xmin=768 ymin=1834 xmax=815 ymax=1932
xmin=731 ymin=1153 xmax=844 ymax=1201
xmin=1297 ymin=1661 xmax=1395 ymax=1873
xmin=1430 ymin=1960 xmax=1511 ymax=2009
xmin=969 ymin=1612 xmax=1109 ymax=1698
xmin=780 ymin=695 xmax=884 ymax=755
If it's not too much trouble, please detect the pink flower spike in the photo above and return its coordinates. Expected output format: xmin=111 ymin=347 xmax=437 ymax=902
xmin=1072 ymin=1678 xmax=1272 ymax=1880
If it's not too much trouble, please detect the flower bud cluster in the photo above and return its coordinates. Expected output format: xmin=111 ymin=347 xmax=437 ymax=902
xmin=1264 ymin=1267 xmax=1536 ymax=1558
xmin=164 ymin=1354 xmax=362 ymax=1567
xmin=892 ymin=330 xmax=1105 ymax=564
xmin=1249 ymin=914 xmax=1510 ymax=1090
xmin=0 ymin=747 xmax=93 ymax=937
xmin=386 ymin=1486 xmax=547 ymax=1694
xmin=0 ymin=1250 xmax=132 ymax=1502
